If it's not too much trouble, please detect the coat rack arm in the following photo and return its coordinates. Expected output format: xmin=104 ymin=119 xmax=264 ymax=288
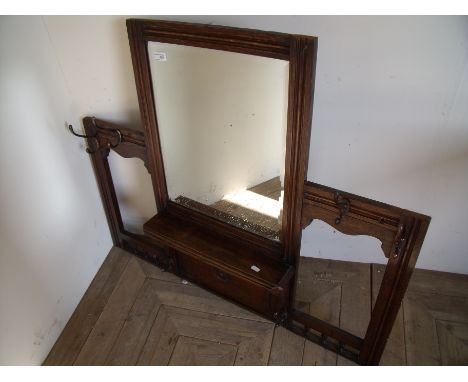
xmin=299 ymin=180 xmax=431 ymax=364
xmin=68 ymin=123 xmax=96 ymax=139
xmin=300 ymin=181 xmax=430 ymax=258
xmin=68 ymin=116 xmax=149 ymax=167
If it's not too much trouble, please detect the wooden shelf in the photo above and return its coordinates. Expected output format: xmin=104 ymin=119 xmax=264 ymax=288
xmin=144 ymin=210 xmax=291 ymax=287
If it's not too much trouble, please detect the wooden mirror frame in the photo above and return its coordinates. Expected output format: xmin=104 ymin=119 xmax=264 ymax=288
xmin=126 ymin=18 xmax=317 ymax=264
xmin=78 ymin=19 xmax=430 ymax=365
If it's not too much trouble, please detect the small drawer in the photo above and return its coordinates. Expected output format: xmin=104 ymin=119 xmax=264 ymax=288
xmin=177 ymin=251 xmax=284 ymax=317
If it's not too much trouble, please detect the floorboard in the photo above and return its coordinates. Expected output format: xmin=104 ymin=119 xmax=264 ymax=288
xmin=44 ymin=247 xmax=468 ymax=366
xmin=43 ymin=248 xmax=130 ymax=365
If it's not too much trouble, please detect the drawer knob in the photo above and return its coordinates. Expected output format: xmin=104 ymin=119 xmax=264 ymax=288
xmin=215 ymin=270 xmax=230 ymax=283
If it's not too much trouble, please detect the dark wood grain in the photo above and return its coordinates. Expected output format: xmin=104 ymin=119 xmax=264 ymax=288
xmin=134 ymin=18 xmax=292 ymax=60
xmin=360 ymin=215 xmax=430 ymax=364
xmin=143 ymin=211 xmax=291 ymax=318
xmin=127 ymin=20 xmax=169 ymax=211
xmin=301 ymin=181 xmax=401 ymax=256
xmin=372 ymin=264 xmax=407 ymax=365
xmin=282 ymin=37 xmax=318 ymax=313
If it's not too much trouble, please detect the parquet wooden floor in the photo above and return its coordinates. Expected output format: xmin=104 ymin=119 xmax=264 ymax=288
xmin=44 ymin=247 xmax=468 ymax=365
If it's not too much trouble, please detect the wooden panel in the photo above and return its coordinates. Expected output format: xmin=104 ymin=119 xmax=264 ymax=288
xmin=74 ymin=256 xmax=147 ymax=365
xmin=436 ymin=320 xmax=468 ymax=365
xmin=46 ymin=247 xmax=468 ymax=366
xmin=268 ymin=326 xmax=305 ymax=365
xmin=409 ymin=267 xmax=468 ymax=298
xmin=302 ymin=181 xmax=401 ymax=256
xmin=403 ymin=267 xmax=468 ymax=365
xmin=144 ymin=211 xmax=287 ymax=285
xmin=169 ymin=336 xmax=237 ymax=366
xmin=106 ymin=275 xmax=271 ymax=365
xmin=177 ymin=251 xmax=274 ymax=316
xmin=105 ymin=277 xmax=163 ymax=365
xmin=137 ymin=306 xmax=275 ymax=365
xmin=404 ymin=291 xmax=468 ymax=365
xmin=43 ymin=247 xmax=130 ymax=365
xmin=164 ymin=201 xmax=282 ymax=259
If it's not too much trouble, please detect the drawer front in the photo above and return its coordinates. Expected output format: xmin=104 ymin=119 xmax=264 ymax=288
xmin=177 ymin=251 xmax=282 ymax=317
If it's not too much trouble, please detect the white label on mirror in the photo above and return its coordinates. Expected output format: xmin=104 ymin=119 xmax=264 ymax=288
xmin=251 ymin=265 xmax=261 ymax=273
xmin=152 ymin=52 xmax=167 ymax=61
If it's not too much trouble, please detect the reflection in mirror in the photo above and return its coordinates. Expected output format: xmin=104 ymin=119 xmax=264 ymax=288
xmin=148 ymin=42 xmax=289 ymax=241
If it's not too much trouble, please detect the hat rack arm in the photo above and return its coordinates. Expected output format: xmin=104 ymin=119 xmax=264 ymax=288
xmin=288 ymin=180 xmax=431 ymax=365
xmin=69 ymin=117 xmax=151 ymax=246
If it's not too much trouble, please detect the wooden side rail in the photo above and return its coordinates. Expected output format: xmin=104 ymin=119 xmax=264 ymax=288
xmin=82 ymin=117 xmax=150 ymax=246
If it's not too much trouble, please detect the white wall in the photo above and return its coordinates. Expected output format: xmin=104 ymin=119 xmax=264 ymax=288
xmin=43 ymin=16 xmax=157 ymax=234
xmin=0 ymin=16 xmax=112 ymax=365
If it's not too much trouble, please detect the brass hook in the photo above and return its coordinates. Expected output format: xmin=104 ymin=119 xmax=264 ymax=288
xmin=107 ymin=128 xmax=123 ymax=149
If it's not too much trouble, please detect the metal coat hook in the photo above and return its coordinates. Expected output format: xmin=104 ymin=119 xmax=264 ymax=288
xmin=68 ymin=124 xmax=96 ymax=139
xmin=68 ymin=123 xmax=123 ymax=154
xmin=68 ymin=124 xmax=99 ymax=154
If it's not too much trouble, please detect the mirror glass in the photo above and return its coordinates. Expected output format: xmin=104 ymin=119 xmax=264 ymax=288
xmin=148 ymin=42 xmax=289 ymax=241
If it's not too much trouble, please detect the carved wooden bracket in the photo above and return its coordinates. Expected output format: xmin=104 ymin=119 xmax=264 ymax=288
xmin=301 ymin=181 xmax=402 ymax=258
xmin=334 ymin=191 xmax=350 ymax=224
xmin=82 ymin=117 xmax=150 ymax=172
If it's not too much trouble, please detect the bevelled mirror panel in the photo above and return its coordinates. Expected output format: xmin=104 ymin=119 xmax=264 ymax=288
xmin=148 ymin=42 xmax=289 ymax=241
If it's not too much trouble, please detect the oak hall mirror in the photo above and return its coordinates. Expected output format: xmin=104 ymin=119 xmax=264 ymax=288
xmin=107 ymin=19 xmax=430 ymax=365
xmin=147 ymin=42 xmax=289 ymax=241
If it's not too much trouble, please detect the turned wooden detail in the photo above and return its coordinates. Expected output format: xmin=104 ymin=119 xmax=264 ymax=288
xmin=82 ymin=117 xmax=149 ymax=169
